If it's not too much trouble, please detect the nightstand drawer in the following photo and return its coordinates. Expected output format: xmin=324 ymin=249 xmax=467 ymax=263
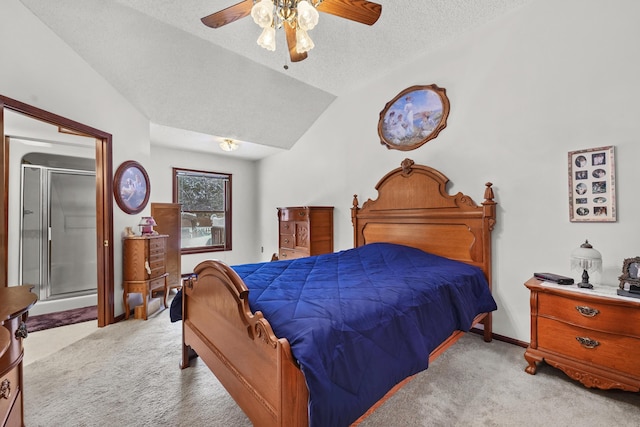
xmin=538 ymin=292 xmax=640 ymax=337
xmin=538 ymin=317 xmax=640 ymax=377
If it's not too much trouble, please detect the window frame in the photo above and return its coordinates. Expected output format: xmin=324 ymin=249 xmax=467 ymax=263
xmin=172 ymin=167 xmax=232 ymax=254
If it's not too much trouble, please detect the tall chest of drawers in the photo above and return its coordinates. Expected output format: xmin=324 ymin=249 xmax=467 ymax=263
xmin=1 ymin=286 xmax=37 ymax=427
xmin=277 ymin=206 xmax=334 ymax=260
xmin=122 ymin=234 xmax=169 ymax=320
xmin=524 ymin=277 xmax=640 ymax=391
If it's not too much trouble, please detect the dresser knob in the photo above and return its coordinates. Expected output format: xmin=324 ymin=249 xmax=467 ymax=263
xmin=15 ymin=321 xmax=28 ymax=339
xmin=576 ymin=336 xmax=600 ymax=349
xmin=281 ymin=253 xmax=287 ymax=258
xmin=0 ymin=379 xmax=10 ymax=400
xmin=284 ymin=239 xmax=289 ymax=243
xmin=575 ymin=306 xmax=599 ymax=317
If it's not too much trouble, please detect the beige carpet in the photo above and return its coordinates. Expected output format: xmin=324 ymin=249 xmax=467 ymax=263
xmin=23 ymin=307 xmax=640 ymax=426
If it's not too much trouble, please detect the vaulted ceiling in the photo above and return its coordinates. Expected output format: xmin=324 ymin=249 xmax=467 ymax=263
xmin=19 ymin=0 xmax=529 ymax=159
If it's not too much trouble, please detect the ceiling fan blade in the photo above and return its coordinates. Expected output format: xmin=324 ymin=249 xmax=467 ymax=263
xmin=316 ymin=0 xmax=382 ymax=26
xmin=285 ymin=22 xmax=308 ymax=63
xmin=201 ymin=0 xmax=253 ymax=28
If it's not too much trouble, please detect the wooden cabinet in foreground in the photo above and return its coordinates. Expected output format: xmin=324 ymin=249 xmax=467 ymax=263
xmin=276 ymin=206 xmax=334 ymax=260
xmin=1 ymin=286 xmax=37 ymax=427
xmin=524 ymin=277 xmax=640 ymax=391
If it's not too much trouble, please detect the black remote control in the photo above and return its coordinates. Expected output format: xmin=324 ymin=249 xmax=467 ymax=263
xmin=534 ymin=272 xmax=575 ymax=285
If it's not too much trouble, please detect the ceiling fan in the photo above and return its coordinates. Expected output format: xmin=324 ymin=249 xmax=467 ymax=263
xmin=201 ymin=0 xmax=382 ymax=62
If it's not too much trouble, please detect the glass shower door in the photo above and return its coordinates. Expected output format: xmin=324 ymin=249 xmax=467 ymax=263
xmin=48 ymin=169 xmax=97 ymax=298
xmin=21 ymin=165 xmax=97 ymax=301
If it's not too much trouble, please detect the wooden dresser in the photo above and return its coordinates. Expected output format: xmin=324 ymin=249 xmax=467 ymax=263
xmin=524 ymin=277 xmax=640 ymax=391
xmin=1 ymin=286 xmax=37 ymax=427
xmin=276 ymin=206 xmax=334 ymax=260
xmin=123 ymin=234 xmax=169 ymax=320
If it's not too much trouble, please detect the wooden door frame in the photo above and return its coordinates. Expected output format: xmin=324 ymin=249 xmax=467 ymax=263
xmin=0 ymin=94 xmax=114 ymax=327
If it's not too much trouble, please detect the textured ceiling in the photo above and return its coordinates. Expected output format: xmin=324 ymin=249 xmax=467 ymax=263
xmin=18 ymin=0 xmax=529 ymax=159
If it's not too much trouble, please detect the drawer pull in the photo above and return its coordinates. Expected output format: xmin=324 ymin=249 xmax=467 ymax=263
xmin=298 ymin=212 xmax=305 ymax=216
xmin=576 ymin=336 xmax=600 ymax=349
xmin=575 ymin=306 xmax=599 ymax=317
xmin=0 ymin=379 xmax=10 ymax=400
xmin=281 ymin=253 xmax=287 ymax=258
xmin=284 ymin=239 xmax=289 ymax=244
xmin=16 ymin=321 xmax=28 ymax=339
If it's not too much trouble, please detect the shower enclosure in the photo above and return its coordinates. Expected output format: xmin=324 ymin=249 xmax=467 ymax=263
xmin=20 ymin=154 xmax=97 ymax=311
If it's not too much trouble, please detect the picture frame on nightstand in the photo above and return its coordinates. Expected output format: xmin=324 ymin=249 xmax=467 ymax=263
xmin=618 ymin=256 xmax=640 ymax=290
xmin=568 ymin=146 xmax=616 ymax=222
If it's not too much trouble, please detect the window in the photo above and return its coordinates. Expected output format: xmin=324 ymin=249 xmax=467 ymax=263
xmin=173 ymin=167 xmax=232 ymax=254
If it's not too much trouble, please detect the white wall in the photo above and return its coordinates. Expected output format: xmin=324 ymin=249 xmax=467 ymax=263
xmin=1 ymin=0 xmax=150 ymax=316
xmin=148 ymin=146 xmax=260 ymax=272
xmin=258 ymin=0 xmax=640 ymax=342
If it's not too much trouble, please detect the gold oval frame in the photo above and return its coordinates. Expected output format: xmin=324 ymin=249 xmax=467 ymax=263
xmin=378 ymin=84 xmax=450 ymax=151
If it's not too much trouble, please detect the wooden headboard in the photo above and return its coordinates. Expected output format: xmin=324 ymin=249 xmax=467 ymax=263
xmin=351 ymin=158 xmax=496 ymax=285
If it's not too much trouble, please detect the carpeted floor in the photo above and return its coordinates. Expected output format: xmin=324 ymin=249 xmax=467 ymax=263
xmin=26 ymin=305 xmax=97 ymax=332
xmin=23 ymin=307 xmax=640 ymax=426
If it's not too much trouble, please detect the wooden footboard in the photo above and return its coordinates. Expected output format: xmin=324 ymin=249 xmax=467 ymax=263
xmin=180 ymin=261 xmax=308 ymax=426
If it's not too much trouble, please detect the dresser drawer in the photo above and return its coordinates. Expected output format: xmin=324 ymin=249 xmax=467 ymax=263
xmin=538 ymin=317 xmax=640 ymax=378
xmin=279 ymin=208 xmax=308 ymax=222
xmin=149 ymin=238 xmax=165 ymax=252
xmin=279 ymin=248 xmax=308 ymax=260
xmin=148 ymin=276 xmax=166 ymax=293
xmin=280 ymin=234 xmax=295 ymax=249
xmin=279 ymin=221 xmax=295 ymax=234
xmin=0 ymin=365 xmax=20 ymax=423
xmin=538 ymin=292 xmax=640 ymax=337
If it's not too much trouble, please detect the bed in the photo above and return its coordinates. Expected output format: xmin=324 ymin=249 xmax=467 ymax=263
xmin=180 ymin=158 xmax=497 ymax=426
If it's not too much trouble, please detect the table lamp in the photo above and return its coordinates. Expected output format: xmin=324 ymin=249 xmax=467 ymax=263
xmin=138 ymin=216 xmax=157 ymax=235
xmin=570 ymin=240 xmax=602 ymax=289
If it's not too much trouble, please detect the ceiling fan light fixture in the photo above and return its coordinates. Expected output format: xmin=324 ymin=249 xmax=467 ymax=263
xmin=297 ymin=1 xmax=319 ymax=31
xmin=220 ymin=139 xmax=239 ymax=152
xmin=257 ymin=26 xmax=277 ymax=51
xmin=251 ymin=0 xmax=274 ymax=28
xmin=295 ymin=28 xmax=314 ymax=53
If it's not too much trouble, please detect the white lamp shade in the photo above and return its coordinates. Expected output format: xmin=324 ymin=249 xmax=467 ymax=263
xmin=251 ymin=0 xmax=274 ymax=28
xmin=297 ymin=1 xmax=319 ymax=31
xmin=257 ymin=26 xmax=276 ymax=51
xmin=295 ymin=28 xmax=314 ymax=53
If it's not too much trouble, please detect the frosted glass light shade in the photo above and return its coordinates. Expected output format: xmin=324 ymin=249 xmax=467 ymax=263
xmin=251 ymin=0 xmax=274 ymax=28
xmin=295 ymin=28 xmax=314 ymax=53
xmin=257 ymin=26 xmax=276 ymax=51
xmin=219 ymin=139 xmax=239 ymax=152
xmin=570 ymin=240 xmax=602 ymax=288
xmin=297 ymin=1 xmax=319 ymax=31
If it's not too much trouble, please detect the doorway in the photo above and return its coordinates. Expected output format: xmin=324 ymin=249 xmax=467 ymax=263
xmin=20 ymin=154 xmax=97 ymax=312
xmin=1 ymin=95 xmax=114 ymax=327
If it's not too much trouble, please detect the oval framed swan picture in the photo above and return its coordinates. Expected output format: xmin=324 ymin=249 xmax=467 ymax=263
xmin=378 ymin=84 xmax=450 ymax=151
xmin=113 ymin=160 xmax=150 ymax=214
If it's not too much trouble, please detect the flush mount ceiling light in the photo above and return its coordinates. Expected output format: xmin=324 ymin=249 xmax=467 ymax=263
xmin=201 ymin=0 xmax=382 ymax=63
xmin=219 ymin=138 xmax=239 ymax=152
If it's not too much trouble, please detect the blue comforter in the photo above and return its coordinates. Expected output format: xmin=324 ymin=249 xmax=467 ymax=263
xmin=232 ymin=243 xmax=497 ymax=427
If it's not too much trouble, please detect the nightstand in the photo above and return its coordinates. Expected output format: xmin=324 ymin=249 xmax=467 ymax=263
xmin=524 ymin=277 xmax=640 ymax=391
